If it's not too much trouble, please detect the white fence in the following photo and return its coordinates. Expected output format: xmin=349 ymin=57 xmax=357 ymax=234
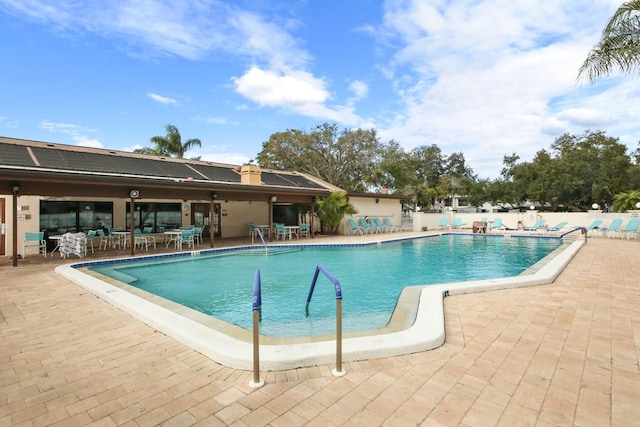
xmin=411 ymin=210 xmax=640 ymax=232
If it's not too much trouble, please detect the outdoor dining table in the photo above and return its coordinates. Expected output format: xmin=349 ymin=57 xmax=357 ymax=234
xmin=48 ymin=235 xmax=62 ymax=255
xmin=111 ymin=231 xmax=130 ymax=248
xmin=164 ymin=230 xmax=182 ymax=248
xmin=284 ymin=225 xmax=300 ymax=240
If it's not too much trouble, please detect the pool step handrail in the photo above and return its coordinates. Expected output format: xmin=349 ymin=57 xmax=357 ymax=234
xmin=253 ymin=227 xmax=267 ymax=251
xmin=559 ymin=226 xmax=587 ymax=241
xmin=249 ymin=270 xmax=264 ymax=389
xmin=305 ymin=264 xmax=346 ymax=376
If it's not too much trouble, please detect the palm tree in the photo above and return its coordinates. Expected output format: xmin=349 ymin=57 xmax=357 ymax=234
xmin=315 ymin=191 xmax=357 ymax=234
xmin=578 ymin=1 xmax=640 ymax=83
xmin=135 ymin=124 xmax=201 ymax=158
xmin=612 ymin=189 xmax=640 ymax=211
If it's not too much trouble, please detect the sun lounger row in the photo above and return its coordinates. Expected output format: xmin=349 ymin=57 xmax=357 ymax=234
xmin=347 ymin=217 xmax=408 ymax=235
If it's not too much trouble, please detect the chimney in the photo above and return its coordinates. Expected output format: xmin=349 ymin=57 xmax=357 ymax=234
xmin=240 ymin=164 xmax=262 ymax=185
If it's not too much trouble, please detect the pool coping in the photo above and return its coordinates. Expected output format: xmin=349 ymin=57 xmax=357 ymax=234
xmin=55 ymin=234 xmax=585 ymax=371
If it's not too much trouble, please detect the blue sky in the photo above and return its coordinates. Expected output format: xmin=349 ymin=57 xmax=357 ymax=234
xmin=1 ymin=0 xmax=638 ymax=179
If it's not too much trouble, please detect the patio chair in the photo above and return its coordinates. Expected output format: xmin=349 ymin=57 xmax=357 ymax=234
xmin=523 ymin=219 xmax=546 ymax=232
xmin=438 ymin=217 xmax=450 ymax=230
xmin=584 ymin=219 xmax=603 ymax=237
xmin=178 ymin=229 xmax=196 ymax=249
xmin=547 ymin=221 xmax=568 ymax=232
xmin=490 ymin=218 xmax=504 ymax=232
xmin=347 ymin=218 xmax=364 ymax=235
xmin=193 ymin=226 xmax=203 ymax=245
xmin=133 ymin=229 xmax=150 ymax=251
xmin=358 ymin=217 xmax=376 ymax=234
xmin=298 ymin=223 xmax=311 ymax=238
xmin=370 ymin=218 xmax=387 ymax=233
xmin=142 ymin=226 xmax=157 ymax=248
xmin=86 ymin=230 xmax=97 ymax=254
xmin=23 ymin=232 xmax=46 ymax=258
xmin=383 ymin=217 xmax=399 ymax=232
xmin=274 ymin=223 xmax=286 ymax=240
xmin=604 ymin=218 xmax=623 ymax=238
xmin=453 ymin=217 xmax=468 ymax=230
xmin=621 ymin=218 xmax=640 ymax=239
xmin=96 ymin=229 xmax=109 ymax=250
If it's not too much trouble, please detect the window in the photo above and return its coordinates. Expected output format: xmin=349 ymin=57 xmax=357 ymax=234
xmin=40 ymin=201 xmax=113 ymax=234
xmin=125 ymin=202 xmax=181 ymax=231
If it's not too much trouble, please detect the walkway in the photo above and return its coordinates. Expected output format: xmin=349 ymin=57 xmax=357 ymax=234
xmin=1 ymin=235 xmax=639 ymax=426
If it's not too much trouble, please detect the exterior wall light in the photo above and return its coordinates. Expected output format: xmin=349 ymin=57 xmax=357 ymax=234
xmin=270 ymin=195 xmax=278 ymax=202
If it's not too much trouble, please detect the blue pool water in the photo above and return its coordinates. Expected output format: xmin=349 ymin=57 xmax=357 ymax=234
xmin=90 ymin=235 xmax=561 ymax=337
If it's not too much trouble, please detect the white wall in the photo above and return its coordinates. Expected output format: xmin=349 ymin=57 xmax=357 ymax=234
xmin=413 ymin=210 xmax=640 ymax=232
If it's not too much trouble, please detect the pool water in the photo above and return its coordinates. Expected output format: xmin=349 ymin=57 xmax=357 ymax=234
xmin=91 ymin=235 xmax=561 ymax=337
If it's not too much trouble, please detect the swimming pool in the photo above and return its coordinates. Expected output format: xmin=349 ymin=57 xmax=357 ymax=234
xmin=89 ymin=235 xmax=562 ymax=338
xmin=56 ymin=233 xmax=585 ymax=370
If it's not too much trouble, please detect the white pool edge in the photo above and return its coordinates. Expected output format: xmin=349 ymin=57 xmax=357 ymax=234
xmin=55 ymin=238 xmax=584 ymax=371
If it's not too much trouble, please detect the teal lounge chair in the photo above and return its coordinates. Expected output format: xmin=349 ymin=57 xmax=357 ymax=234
xmin=523 ymin=219 xmax=546 ymax=231
xmin=371 ymin=218 xmax=387 ymax=233
xmin=621 ymin=218 xmax=640 ymax=239
xmin=453 ymin=217 xmax=468 ymax=229
xmin=358 ymin=217 xmax=376 ymax=234
xmin=347 ymin=218 xmax=364 ymax=235
xmin=604 ymin=218 xmax=623 ymax=238
xmin=383 ymin=217 xmax=399 ymax=232
xmin=490 ymin=218 xmax=503 ymax=232
xmin=581 ymin=219 xmax=603 ymax=238
xmin=438 ymin=217 xmax=450 ymax=230
xmin=547 ymin=221 xmax=568 ymax=232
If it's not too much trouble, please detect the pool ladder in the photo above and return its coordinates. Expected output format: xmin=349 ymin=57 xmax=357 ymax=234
xmin=249 ymin=264 xmax=346 ymax=389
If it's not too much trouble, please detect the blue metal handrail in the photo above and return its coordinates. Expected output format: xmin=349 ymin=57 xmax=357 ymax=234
xmin=559 ymin=226 xmax=587 ymax=241
xmin=305 ymin=264 xmax=342 ymax=316
xmin=304 ymin=263 xmax=346 ymax=376
xmin=253 ymin=227 xmax=267 ymax=249
xmin=250 ymin=270 xmax=264 ymax=388
xmin=252 ymin=270 xmax=262 ymax=320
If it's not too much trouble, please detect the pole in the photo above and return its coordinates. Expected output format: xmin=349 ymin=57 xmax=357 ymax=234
xmin=12 ymin=186 xmax=18 ymax=267
xmin=129 ymin=198 xmax=135 ymax=256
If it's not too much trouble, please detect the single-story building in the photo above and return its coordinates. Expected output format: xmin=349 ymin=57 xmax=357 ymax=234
xmin=0 ymin=136 xmax=406 ymax=265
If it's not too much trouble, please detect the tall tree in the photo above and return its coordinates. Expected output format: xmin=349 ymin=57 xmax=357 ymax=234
xmin=135 ymin=124 xmax=201 ymax=159
xmin=578 ymin=1 xmax=640 ymax=83
xmin=257 ymin=123 xmax=382 ymax=192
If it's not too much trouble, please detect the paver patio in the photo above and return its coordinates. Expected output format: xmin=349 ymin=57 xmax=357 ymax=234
xmin=1 ymin=235 xmax=639 ymax=426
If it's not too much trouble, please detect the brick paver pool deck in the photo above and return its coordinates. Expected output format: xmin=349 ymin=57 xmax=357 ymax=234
xmin=1 ymin=234 xmax=639 ymax=426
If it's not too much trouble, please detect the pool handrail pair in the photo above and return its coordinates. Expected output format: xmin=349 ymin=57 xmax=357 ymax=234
xmin=251 ymin=263 xmax=346 ymax=386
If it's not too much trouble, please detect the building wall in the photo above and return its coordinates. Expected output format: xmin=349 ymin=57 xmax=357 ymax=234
xmin=342 ymin=197 xmax=403 ymax=234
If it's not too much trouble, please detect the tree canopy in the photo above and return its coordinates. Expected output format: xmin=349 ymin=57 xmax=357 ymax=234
xmin=257 ymin=123 xmax=382 ymax=192
xmin=485 ymin=131 xmax=640 ymax=211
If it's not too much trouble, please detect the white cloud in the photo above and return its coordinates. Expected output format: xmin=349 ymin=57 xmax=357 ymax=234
xmin=348 ymin=80 xmax=368 ymax=102
xmin=373 ymin=0 xmax=632 ymax=177
xmin=232 ymin=67 xmax=330 ymax=106
xmin=73 ymin=136 xmax=103 ymax=148
xmin=39 ymin=120 xmax=103 ymax=147
xmin=147 ymin=92 xmax=177 ymax=105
